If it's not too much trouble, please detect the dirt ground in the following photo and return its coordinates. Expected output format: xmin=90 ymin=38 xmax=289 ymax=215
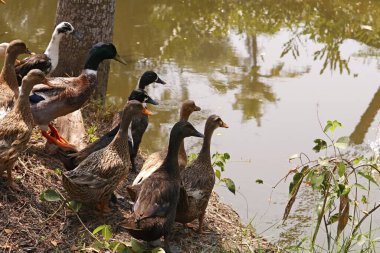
xmin=0 ymin=105 xmax=280 ymax=253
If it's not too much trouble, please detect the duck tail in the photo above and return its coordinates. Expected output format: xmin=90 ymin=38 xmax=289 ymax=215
xmin=55 ymin=148 xmax=77 ymax=171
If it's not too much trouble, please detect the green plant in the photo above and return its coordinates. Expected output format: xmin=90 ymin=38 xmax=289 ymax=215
xmin=282 ymin=119 xmax=380 ymax=252
xmin=87 ymin=125 xmax=99 ymax=143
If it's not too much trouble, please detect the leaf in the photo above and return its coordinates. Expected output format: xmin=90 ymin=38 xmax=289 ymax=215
xmin=353 ymin=155 xmax=364 ymax=164
xmin=327 ymin=213 xmax=339 ymax=225
xmin=131 ymin=239 xmax=144 ymax=253
xmin=352 ymin=183 xmax=368 ymax=191
xmin=40 ymin=189 xmax=61 ymax=202
xmin=313 ymin=139 xmax=327 ymax=153
xmin=334 ymin=136 xmax=350 ymax=149
xmin=283 ymin=173 xmax=304 ymax=221
xmin=289 ymin=172 xmax=303 ymax=194
xmin=337 ymin=194 xmax=349 ymax=237
xmin=361 ymin=195 xmax=368 ymax=204
xmin=255 ymin=179 xmax=264 ymax=184
xmin=223 ymin=153 xmax=230 ymax=160
xmin=222 ymin=178 xmax=236 ymax=194
xmin=215 ymin=169 xmax=221 ymax=180
xmin=152 ymin=248 xmax=166 ymax=253
xmin=324 ymin=120 xmax=343 ymax=133
xmin=338 ymin=161 xmax=346 ymax=177
xmin=318 ymin=156 xmax=330 ymax=167
xmin=357 ymin=234 xmax=368 ymax=246
xmin=358 ymin=171 xmax=379 ymax=186
xmin=67 ymin=200 xmax=82 ymax=212
xmin=311 ymin=174 xmax=325 ymax=189
xmin=102 ymin=225 xmax=112 ymax=241
xmin=288 ymin=153 xmax=299 ymax=161
xmin=93 ymin=224 xmax=106 ymax=235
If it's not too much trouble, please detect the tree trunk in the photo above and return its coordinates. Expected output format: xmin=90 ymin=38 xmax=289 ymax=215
xmin=52 ymin=0 xmax=116 ymax=101
xmin=47 ymin=0 xmax=116 ymax=152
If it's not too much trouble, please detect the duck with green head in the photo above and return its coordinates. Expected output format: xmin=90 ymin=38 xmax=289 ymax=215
xmin=29 ymin=42 xmax=126 ymax=151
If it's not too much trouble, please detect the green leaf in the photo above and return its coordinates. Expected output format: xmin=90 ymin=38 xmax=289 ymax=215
xmin=361 ymin=195 xmax=368 ymax=204
xmin=102 ymin=225 xmax=112 ymax=241
xmin=215 ymin=169 xmax=221 ymax=180
xmin=289 ymin=172 xmax=303 ymax=194
xmin=353 ymin=155 xmax=364 ymax=165
xmin=222 ymin=178 xmax=236 ymax=194
xmin=338 ymin=161 xmax=346 ymax=177
xmin=93 ymin=225 xmax=106 ymax=235
xmin=40 ymin=189 xmax=61 ymax=202
xmin=327 ymin=213 xmax=339 ymax=225
xmin=318 ymin=156 xmax=330 ymax=166
xmin=358 ymin=171 xmax=379 ymax=186
xmin=352 ymin=183 xmax=368 ymax=191
xmin=131 ymin=239 xmax=144 ymax=253
xmin=54 ymin=168 xmax=62 ymax=175
xmin=255 ymin=179 xmax=264 ymax=184
xmin=313 ymin=139 xmax=327 ymax=153
xmin=357 ymin=234 xmax=368 ymax=246
xmin=67 ymin=200 xmax=82 ymax=212
xmin=152 ymin=248 xmax=166 ymax=253
xmin=311 ymin=174 xmax=325 ymax=189
xmin=223 ymin=153 xmax=231 ymax=160
xmin=324 ymin=120 xmax=343 ymax=133
xmin=334 ymin=136 xmax=350 ymax=149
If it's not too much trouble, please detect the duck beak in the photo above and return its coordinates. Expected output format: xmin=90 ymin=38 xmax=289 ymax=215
xmin=142 ymin=107 xmax=153 ymax=116
xmin=145 ymin=96 xmax=159 ymax=105
xmin=194 ymin=105 xmax=201 ymax=111
xmin=192 ymin=130 xmax=204 ymax=138
xmin=71 ymin=30 xmax=82 ymax=40
xmin=25 ymin=48 xmax=34 ymax=55
xmin=221 ymin=122 xmax=229 ymax=128
xmin=156 ymin=76 xmax=166 ymax=84
xmin=113 ymin=54 xmax=127 ymax=65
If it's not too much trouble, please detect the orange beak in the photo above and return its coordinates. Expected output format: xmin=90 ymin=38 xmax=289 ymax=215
xmin=221 ymin=122 xmax=229 ymax=128
xmin=142 ymin=107 xmax=153 ymax=116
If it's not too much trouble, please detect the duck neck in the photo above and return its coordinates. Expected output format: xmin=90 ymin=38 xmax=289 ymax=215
xmin=178 ymin=112 xmax=191 ymax=163
xmin=198 ymin=125 xmax=215 ymax=163
xmin=111 ymin=111 xmax=133 ymax=149
xmin=163 ymin=133 xmax=183 ymax=176
xmin=84 ymin=52 xmax=105 ymax=71
xmin=0 ymin=52 xmax=19 ymax=96
xmin=44 ymin=30 xmax=63 ymax=71
xmin=14 ymin=85 xmax=33 ymax=122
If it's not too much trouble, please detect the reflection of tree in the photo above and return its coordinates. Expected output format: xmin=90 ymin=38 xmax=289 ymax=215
xmin=350 ymin=88 xmax=380 ymax=145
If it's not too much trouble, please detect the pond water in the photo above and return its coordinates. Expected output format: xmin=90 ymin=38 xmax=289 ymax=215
xmin=2 ymin=0 xmax=380 ymax=249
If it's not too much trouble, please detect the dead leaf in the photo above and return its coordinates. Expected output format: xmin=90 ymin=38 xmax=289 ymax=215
xmin=51 ymin=240 xmax=58 ymax=247
xmin=337 ymin=194 xmax=349 ymax=237
xmin=4 ymin=229 xmax=12 ymax=234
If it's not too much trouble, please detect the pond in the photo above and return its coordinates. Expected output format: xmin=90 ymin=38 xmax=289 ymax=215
xmin=1 ymin=0 xmax=380 ymax=248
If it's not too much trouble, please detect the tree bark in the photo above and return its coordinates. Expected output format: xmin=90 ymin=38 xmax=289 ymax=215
xmin=48 ymin=0 xmax=116 ymax=152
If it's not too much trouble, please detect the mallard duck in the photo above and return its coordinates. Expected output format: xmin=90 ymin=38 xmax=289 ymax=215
xmin=132 ymin=100 xmax=201 ymax=186
xmin=14 ymin=22 xmax=80 ymax=85
xmin=121 ymin=121 xmax=204 ymax=252
xmin=0 ymin=40 xmax=31 ymax=118
xmin=129 ymin=71 xmax=165 ymax=171
xmin=56 ymin=89 xmax=159 ymax=171
xmin=0 ymin=69 xmax=51 ymax=190
xmin=62 ymin=100 xmax=152 ymax=212
xmin=30 ymin=42 xmax=126 ymax=151
xmin=176 ymin=115 xmax=228 ymax=233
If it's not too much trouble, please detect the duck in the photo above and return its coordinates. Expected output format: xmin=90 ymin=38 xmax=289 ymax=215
xmin=129 ymin=70 xmax=166 ymax=171
xmin=56 ymin=88 xmax=159 ymax=171
xmin=0 ymin=40 xmax=31 ymax=118
xmin=120 ymin=121 xmax=204 ymax=252
xmin=0 ymin=69 xmax=51 ymax=191
xmin=176 ymin=115 xmax=228 ymax=233
xmin=132 ymin=100 xmax=201 ymax=186
xmin=14 ymin=22 xmax=80 ymax=85
xmin=29 ymin=42 xmax=126 ymax=151
xmin=62 ymin=100 xmax=152 ymax=212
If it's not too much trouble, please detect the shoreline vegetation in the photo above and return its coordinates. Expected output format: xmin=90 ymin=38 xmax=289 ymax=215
xmin=0 ymin=102 xmax=279 ymax=252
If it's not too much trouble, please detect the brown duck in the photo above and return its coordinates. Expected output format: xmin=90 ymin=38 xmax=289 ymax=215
xmin=0 ymin=40 xmax=31 ymax=116
xmin=121 ymin=121 xmax=204 ymax=252
xmin=62 ymin=100 xmax=151 ymax=212
xmin=176 ymin=115 xmax=228 ymax=233
xmin=132 ymin=100 xmax=201 ymax=186
xmin=0 ymin=69 xmax=51 ymax=190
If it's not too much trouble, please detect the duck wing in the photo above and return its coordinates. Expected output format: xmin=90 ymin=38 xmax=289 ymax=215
xmin=15 ymin=54 xmax=52 ymax=85
xmin=63 ymin=170 xmax=108 ymax=189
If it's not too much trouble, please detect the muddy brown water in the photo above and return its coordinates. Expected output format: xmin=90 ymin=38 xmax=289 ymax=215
xmin=1 ymin=0 xmax=380 ymax=248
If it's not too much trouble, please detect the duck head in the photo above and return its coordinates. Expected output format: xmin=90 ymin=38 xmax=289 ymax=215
xmin=21 ymin=69 xmax=52 ymax=94
xmin=55 ymin=22 xmax=81 ymax=40
xmin=84 ymin=42 xmax=126 ymax=71
xmin=207 ymin=115 xmax=229 ymax=130
xmin=180 ymin=100 xmax=201 ymax=121
xmin=173 ymin=121 xmax=204 ymax=140
xmin=138 ymin=71 xmax=166 ymax=89
xmin=6 ymin=40 xmax=32 ymax=56
xmin=128 ymin=89 xmax=159 ymax=105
